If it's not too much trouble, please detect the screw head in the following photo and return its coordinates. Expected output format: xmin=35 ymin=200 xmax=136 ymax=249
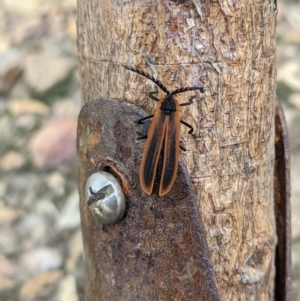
xmin=85 ymin=171 xmax=125 ymax=224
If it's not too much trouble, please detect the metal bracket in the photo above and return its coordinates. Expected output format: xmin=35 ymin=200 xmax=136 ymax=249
xmin=77 ymin=99 xmax=220 ymax=301
xmin=274 ymin=99 xmax=291 ymax=301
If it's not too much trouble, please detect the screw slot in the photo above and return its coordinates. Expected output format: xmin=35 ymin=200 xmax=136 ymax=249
xmin=85 ymin=171 xmax=125 ymax=224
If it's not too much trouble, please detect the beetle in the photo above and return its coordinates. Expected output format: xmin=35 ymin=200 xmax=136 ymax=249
xmin=124 ymin=65 xmax=204 ymax=196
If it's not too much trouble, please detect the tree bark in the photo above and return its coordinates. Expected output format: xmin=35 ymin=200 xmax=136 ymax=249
xmin=77 ymin=0 xmax=278 ymax=300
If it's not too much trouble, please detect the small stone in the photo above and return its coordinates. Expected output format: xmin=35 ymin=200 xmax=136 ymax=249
xmin=19 ymin=247 xmax=63 ymax=276
xmin=277 ymin=60 xmax=300 ymax=91
xmin=57 ymin=190 xmax=80 ymax=230
xmin=16 ymin=214 xmax=49 ymax=249
xmin=0 ymin=229 xmax=18 ymax=255
xmin=0 ymin=48 xmax=22 ymax=76
xmin=0 ymin=202 xmax=23 ymax=226
xmin=36 ymin=199 xmax=59 ymax=219
xmin=12 ymin=18 xmax=45 ymax=45
xmin=47 ymin=172 xmax=66 ymax=197
xmin=0 ymin=182 xmax=7 ymax=198
xmin=0 ymin=151 xmax=26 ymax=171
xmin=15 ymin=114 xmax=38 ymax=131
xmin=0 ymin=276 xmax=15 ymax=293
xmin=20 ymin=270 xmax=63 ymax=301
xmin=4 ymin=0 xmax=43 ymax=15
xmin=286 ymin=6 xmax=300 ymax=33
xmin=61 ymin=0 xmax=77 ymax=11
xmin=0 ymin=116 xmax=12 ymax=147
xmin=52 ymin=98 xmax=80 ymax=119
xmin=284 ymin=29 xmax=300 ymax=44
xmin=7 ymin=76 xmax=30 ymax=99
xmin=66 ymin=16 xmax=77 ymax=40
xmin=0 ymin=98 xmax=8 ymax=114
xmin=0 ymin=48 xmax=22 ymax=94
xmin=8 ymin=99 xmax=50 ymax=116
xmin=66 ymin=230 xmax=83 ymax=272
xmin=24 ymin=54 xmax=75 ymax=93
xmin=0 ymin=255 xmax=15 ymax=277
xmin=56 ymin=274 xmax=79 ymax=301
xmin=289 ymin=93 xmax=300 ymax=109
xmin=29 ymin=119 xmax=77 ymax=169
xmin=0 ymin=34 xmax=11 ymax=52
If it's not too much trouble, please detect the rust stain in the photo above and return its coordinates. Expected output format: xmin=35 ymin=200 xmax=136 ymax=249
xmin=77 ymin=99 xmax=220 ymax=301
xmin=87 ymin=132 xmax=101 ymax=148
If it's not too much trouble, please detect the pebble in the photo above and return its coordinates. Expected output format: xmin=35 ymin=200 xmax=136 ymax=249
xmin=52 ymin=98 xmax=80 ymax=119
xmin=4 ymin=0 xmax=44 ymax=16
xmin=35 ymin=199 xmax=59 ymax=219
xmin=0 ymin=34 xmax=10 ymax=52
xmin=57 ymin=190 xmax=80 ymax=230
xmin=277 ymin=60 xmax=300 ymax=91
xmin=286 ymin=7 xmax=300 ymax=32
xmin=20 ymin=270 xmax=63 ymax=301
xmin=284 ymin=29 xmax=300 ymax=44
xmin=0 ymin=276 xmax=15 ymax=294
xmin=0 ymin=48 xmax=22 ymax=94
xmin=289 ymin=93 xmax=300 ymax=109
xmin=29 ymin=119 xmax=77 ymax=169
xmin=61 ymin=0 xmax=77 ymax=11
xmin=15 ymin=114 xmax=39 ymax=131
xmin=12 ymin=18 xmax=46 ymax=45
xmin=66 ymin=230 xmax=83 ymax=273
xmin=16 ymin=214 xmax=49 ymax=248
xmin=66 ymin=15 xmax=77 ymax=40
xmin=0 ymin=98 xmax=8 ymax=114
xmin=0 ymin=182 xmax=7 ymax=198
xmin=0 ymin=151 xmax=26 ymax=171
xmin=0 ymin=201 xmax=23 ymax=226
xmin=0 ymin=116 xmax=14 ymax=154
xmin=0 ymin=229 xmax=18 ymax=255
xmin=24 ymin=54 xmax=75 ymax=93
xmin=8 ymin=98 xmax=50 ymax=116
xmin=0 ymin=49 xmax=22 ymax=75
xmin=19 ymin=247 xmax=63 ymax=276
xmin=56 ymin=274 xmax=79 ymax=301
xmin=47 ymin=171 xmax=66 ymax=197
xmin=0 ymin=255 xmax=15 ymax=277
xmin=0 ymin=1 xmax=84 ymax=300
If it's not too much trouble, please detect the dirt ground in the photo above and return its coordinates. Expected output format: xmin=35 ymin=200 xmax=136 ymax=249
xmin=0 ymin=1 xmax=299 ymax=300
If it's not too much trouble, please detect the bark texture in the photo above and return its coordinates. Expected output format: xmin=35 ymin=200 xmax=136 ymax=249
xmin=77 ymin=0 xmax=278 ymax=300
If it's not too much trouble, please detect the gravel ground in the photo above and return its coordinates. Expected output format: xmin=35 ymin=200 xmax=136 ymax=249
xmin=0 ymin=1 xmax=299 ymax=300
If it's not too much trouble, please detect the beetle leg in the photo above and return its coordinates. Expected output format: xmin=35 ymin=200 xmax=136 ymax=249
xmin=180 ymin=120 xmax=194 ymax=135
xmin=180 ymin=143 xmax=187 ymax=151
xmin=136 ymin=131 xmax=148 ymax=140
xmin=136 ymin=115 xmax=154 ymax=124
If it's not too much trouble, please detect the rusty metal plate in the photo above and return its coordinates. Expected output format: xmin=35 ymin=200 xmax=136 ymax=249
xmin=274 ymin=99 xmax=291 ymax=301
xmin=77 ymin=99 xmax=220 ymax=301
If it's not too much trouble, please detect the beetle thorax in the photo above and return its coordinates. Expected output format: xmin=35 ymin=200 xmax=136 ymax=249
xmin=160 ymin=95 xmax=176 ymax=115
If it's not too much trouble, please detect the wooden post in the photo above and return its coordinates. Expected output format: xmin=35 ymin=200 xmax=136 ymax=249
xmin=77 ymin=1 xmax=286 ymax=300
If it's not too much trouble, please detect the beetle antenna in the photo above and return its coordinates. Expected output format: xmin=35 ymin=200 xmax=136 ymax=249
xmin=171 ymin=86 xmax=204 ymax=95
xmin=123 ymin=65 xmax=170 ymax=94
